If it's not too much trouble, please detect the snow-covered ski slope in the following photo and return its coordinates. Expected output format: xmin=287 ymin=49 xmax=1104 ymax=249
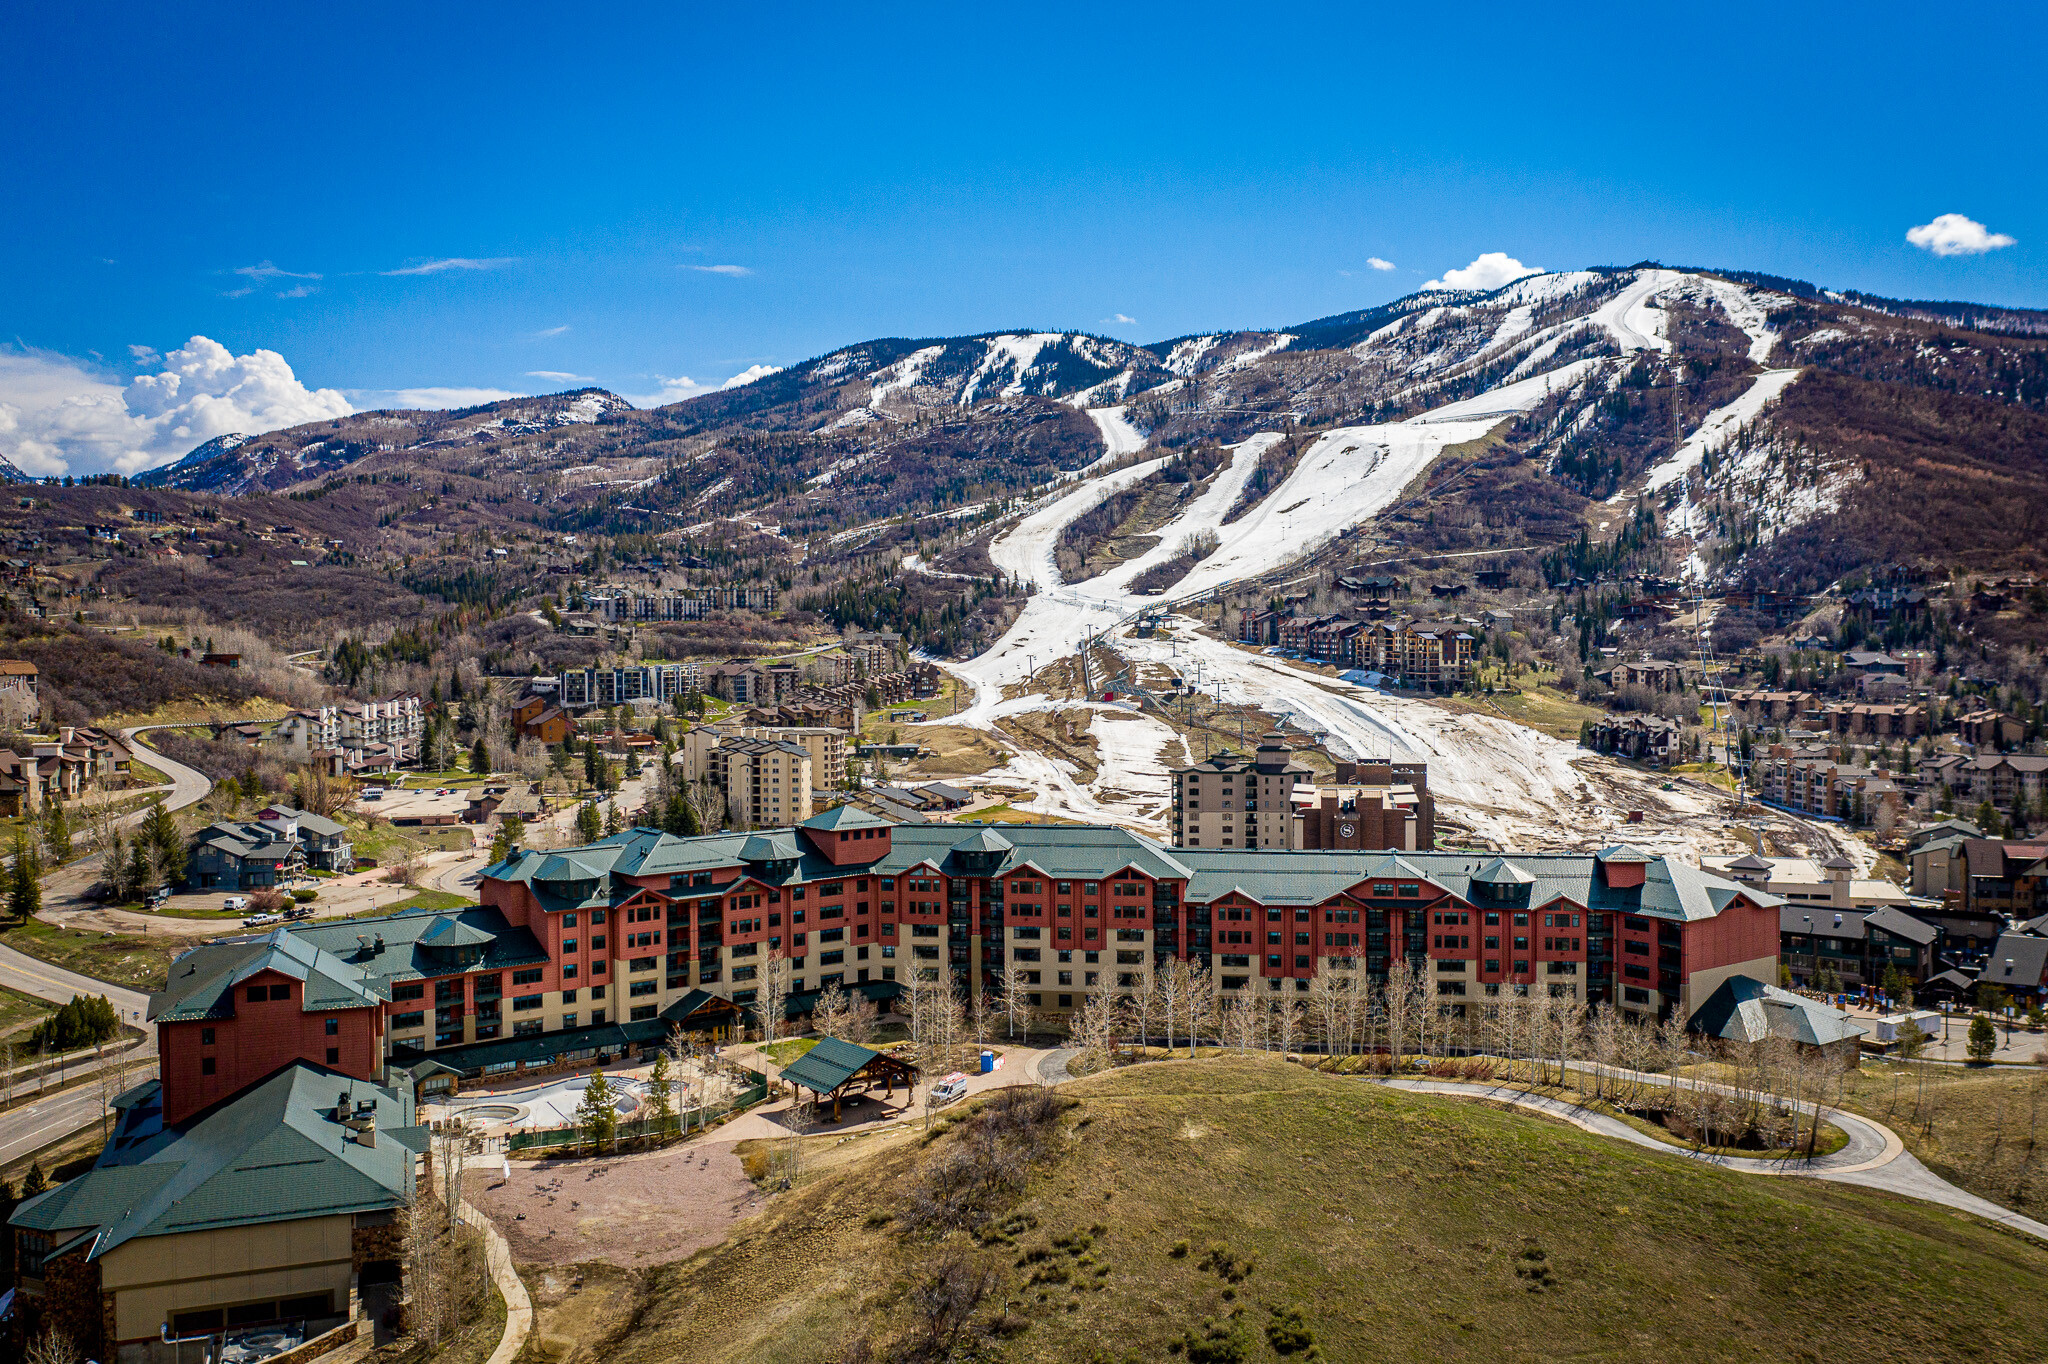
xmin=930 ymin=266 xmax=1809 ymax=853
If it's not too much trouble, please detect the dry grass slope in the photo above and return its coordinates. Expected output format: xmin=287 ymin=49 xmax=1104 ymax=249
xmin=564 ymin=1058 xmax=2048 ymax=1364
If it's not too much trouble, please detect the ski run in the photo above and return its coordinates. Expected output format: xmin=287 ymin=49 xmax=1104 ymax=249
xmin=915 ymin=268 xmax=1849 ymax=865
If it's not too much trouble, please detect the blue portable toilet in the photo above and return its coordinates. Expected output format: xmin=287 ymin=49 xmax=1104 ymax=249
xmin=980 ymin=1050 xmax=995 ymax=1074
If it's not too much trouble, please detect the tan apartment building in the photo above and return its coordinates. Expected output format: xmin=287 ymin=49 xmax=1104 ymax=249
xmin=711 ymin=736 xmax=815 ymax=829
xmin=1170 ymin=734 xmax=1313 ymax=849
xmin=678 ymin=723 xmax=848 ymax=790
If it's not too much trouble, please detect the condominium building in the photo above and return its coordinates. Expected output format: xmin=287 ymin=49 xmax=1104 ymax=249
xmin=711 ymin=736 xmax=815 ymax=829
xmin=558 ymin=662 xmax=702 ymax=709
xmin=1170 ymin=734 xmax=1312 ymax=849
xmin=1170 ymin=737 xmax=1432 ymax=851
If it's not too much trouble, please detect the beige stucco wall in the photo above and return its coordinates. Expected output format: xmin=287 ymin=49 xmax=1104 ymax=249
xmin=99 ymin=1214 xmax=355 ymax=1343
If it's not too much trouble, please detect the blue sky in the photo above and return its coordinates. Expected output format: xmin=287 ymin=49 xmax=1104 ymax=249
xmin=2 ymin=1 xmax=2040 ymax=474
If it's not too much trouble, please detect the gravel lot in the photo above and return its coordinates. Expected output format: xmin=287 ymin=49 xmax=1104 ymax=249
xmin=467 ymin=1139 xmax=764 ymax=1268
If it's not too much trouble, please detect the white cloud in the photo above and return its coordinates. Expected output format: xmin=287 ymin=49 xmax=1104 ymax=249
xmin=381 ymin=257 xmax=519 ymax=276
xmin=127 ymin=344 xmax=159 ymax=364
xmin=1100 ymin=313 xmax=1139 ymax=326
xmin=627 ymin=363 xmax=783 ymax=407
xmin=276 ymin=283 xmax=319 ymax=299
xmin=526 ymin=371 xmax=592 ymax=382
xmin=1367 ymin=257 xmax=1396 ymax=271
xmin=686 ymin=264 xmax=753 ymax=277
xmin=0 ymin=336 xmax=352 ymax=477
xmin=526 ymin=325 xmax=571 ymax=339
xmin=226 ymin=260 xmax=322 ymax=297
xmin=1906 ymin=213 xmax=2017 ymax=257
xmin=1423 ymin=252 xmax=1543 ymax=291
xmin=722 ymin=363 xmax=780 ymax=388
xmin=356 ymin=387 xmax=526 ymax=410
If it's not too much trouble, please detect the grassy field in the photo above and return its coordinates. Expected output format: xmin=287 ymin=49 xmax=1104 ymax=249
xmin=569 ymin=1057 xmax=2048 ymax=1364
xmin=0 ymin=917 xmax=184 ymax=992
xmin=0 ymin=984 xmax=54 ymax=1037
xmin=757 ymin=1037 xmax=819 ymax=1067
xmin=1435 ymin=682 xmax=1607 ymax=743
xmin=1710 ymin=1058 xmax=2048 ymax=1215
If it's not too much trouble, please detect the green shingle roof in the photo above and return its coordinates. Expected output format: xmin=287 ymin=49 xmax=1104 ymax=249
xmin=153 ymin=929 xmax=387 ymax=1023
xmin=10 ymin=1063 xmax=418 ymax=1258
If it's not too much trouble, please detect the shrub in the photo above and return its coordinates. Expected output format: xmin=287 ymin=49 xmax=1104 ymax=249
xmin=290 ymin=889 xmax=317 ymax=903
xmin=29 ymin=994 xmax=121 ymax=1052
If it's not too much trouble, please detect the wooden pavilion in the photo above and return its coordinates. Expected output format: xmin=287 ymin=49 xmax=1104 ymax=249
xmin=779 ymin=1037 xmax=918 ymax=1121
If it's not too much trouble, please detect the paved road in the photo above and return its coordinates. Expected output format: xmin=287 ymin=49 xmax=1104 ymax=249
xmin=1384 ymin=1077 xmax=2048 ymax=1244
xmin=121 ymin=724 xmax=214 ymax=817
xmin=0 ymin=1083 xmax=113 ymax=1167
xmin=0 ymin=727 xmax=199 ymax=1166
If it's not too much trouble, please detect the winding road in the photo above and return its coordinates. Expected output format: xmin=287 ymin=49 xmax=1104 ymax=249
xmin=0 ymin=725 xmax=212 ymax=1167
xmin=1383 ymin=1072 xmax=2048 ymax=1244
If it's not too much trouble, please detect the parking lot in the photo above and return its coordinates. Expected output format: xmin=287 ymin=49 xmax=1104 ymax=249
xmin=354 ymin=785 xmax=474 ymax=825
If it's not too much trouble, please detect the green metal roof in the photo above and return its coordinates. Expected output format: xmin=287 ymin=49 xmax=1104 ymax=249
xmin=157 ymin=909 xmax=550 ymax=1020
xmin=779 ymin=1037 xmax=887 ymax=1094
xmin=10 ymin=1063 xmax=418 ymax=1258
xmin=800 ymin=804 xmax=894 ymax=832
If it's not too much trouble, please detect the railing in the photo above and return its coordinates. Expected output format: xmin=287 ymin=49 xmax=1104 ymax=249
xmin=507 ymin=1069 xmax=769 ymax=1151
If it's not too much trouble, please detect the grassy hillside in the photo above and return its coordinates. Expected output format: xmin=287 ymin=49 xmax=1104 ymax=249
xmin=562 ymin=1058 xmax=2048 ymax=1364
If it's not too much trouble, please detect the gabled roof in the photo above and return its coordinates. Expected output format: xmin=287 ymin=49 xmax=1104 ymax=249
xmin=153 ymin=928 xmax=387 ymax=1022
xmin=778 ymin=1037 xmax=910 ymax=1094
xmin=418 ymin=915 xmax=496 ymax=949
xmin=10 ymin=1063 xmax=418 ymax=1258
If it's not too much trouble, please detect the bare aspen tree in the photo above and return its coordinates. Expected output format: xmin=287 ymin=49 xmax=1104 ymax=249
xmin=758 ymin=955 xmax=791 ymax=1047
xmin=1157 ymin=958 xmax=1187 ymax=1054
xmin=1307 ymin=970 xmax=1342 ymax=1062
xmin=998 ymin=957 xmax=1031 ymax=1041
xmin=1274 ymin=995 xmax=1302 ymax=1058
xmin=1127 ymin=968 xmax=1160 ymax=1051
xmin=1184 ymin=962 xmax=1216 ymax=1057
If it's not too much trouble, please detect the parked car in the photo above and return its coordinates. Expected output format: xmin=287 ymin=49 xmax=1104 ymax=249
xmin=242 ymin=912 xmax=282 ymax=928
xmin=927 ymin=1073 xmax=971 ymax=1107
xmin=435 ymin=788 xmax=452 ymax=796
xmin=222 ymin=895 xmax=250 ymax=911
xmin=147 ymin=886 xmax=171 ymax=905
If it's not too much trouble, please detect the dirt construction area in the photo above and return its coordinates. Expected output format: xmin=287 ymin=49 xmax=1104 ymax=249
xmin=466 ymin=1139 xmax=764 ymax=1268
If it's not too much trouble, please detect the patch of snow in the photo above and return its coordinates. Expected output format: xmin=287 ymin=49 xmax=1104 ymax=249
xmin=867 ymin=345 xmax=946 ymax=405
xmin=1162 ymin=335 xmax=1220 ymax=376
xmin=1215 ymin=334 xmax=1296 ymax=375
xmin=1642 ymin=368 xmax=1804 ymax=496
xmin=958 ymin=333 xmax=1067 ymax=404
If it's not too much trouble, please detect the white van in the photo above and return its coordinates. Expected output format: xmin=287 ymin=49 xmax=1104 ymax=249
xmin=927 ymin=1073 xmax=971 ymax=1107
xmin=361 ymin=787 xmax=385 ymax=801
xmin=222 ymin=896 xmax=250 ymax=911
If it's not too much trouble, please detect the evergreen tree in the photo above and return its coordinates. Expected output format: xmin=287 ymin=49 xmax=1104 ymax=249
xmin=41 ymin=799 xmax=70 ymax=866
xmin=1967 ymin=1014 xmax=1997 ymax=1062
xmin=646 ymin=1051 xmax=676 ymax=1136
xmin=471 ymin=738 xmax=490 ymax=774
xmin=21 ymin=1160 xmax=47 ymax=1196
xmin=583 ymin=740 xmax=600 ymax=787
xmin=125 ymin=840 xmax=154 ymax=900
xmin=603 ymin=802 xmax=624 ymax=837
xmin=7 ymin=835 xmax=40 ymax=922
xmin=577 ymin=1070 xmax=618 ymax=1149
xmin=575 ymin=801 xmax=603 ymax=844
